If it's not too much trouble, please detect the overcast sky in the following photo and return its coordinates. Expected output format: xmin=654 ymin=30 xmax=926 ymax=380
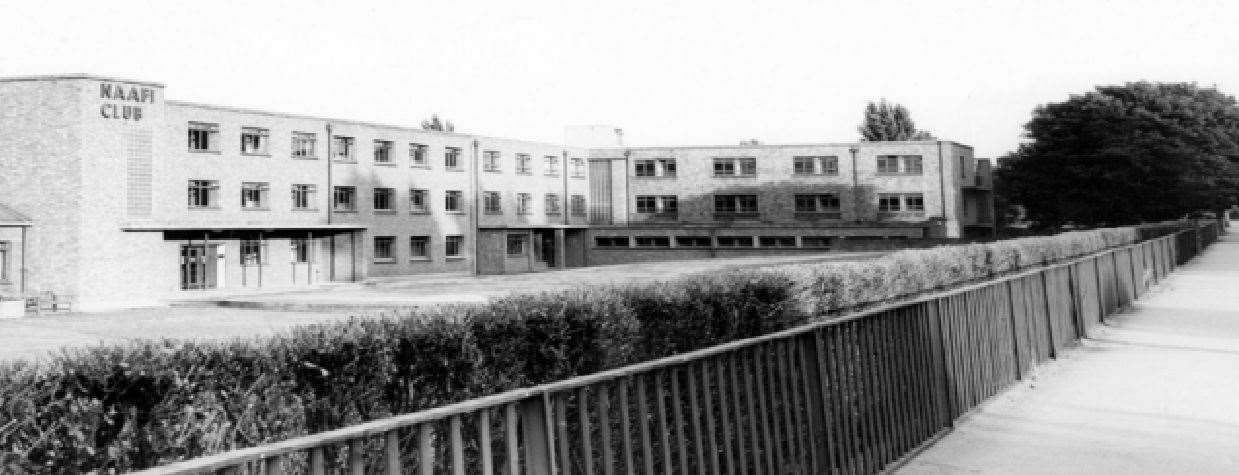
xmin=4 ymin=0 xmax=1238 ymax=158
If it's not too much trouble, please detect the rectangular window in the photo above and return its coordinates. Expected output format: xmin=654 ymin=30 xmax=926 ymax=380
xmin=507 ymin=233 xmax=528 ymax=256
xmin=717 ymin=236 xmax=755 ymax=248
xmin=484 ymin=151 xmax=501 ymax=171
xmin=713 ymin=157 xmax=756 ymax=177
xmin=759 ymin=236 xmax=797 ymax=248
xmin=877 ymin=155 xmax=901 ymax=174
xmin=410 ymin=143 xmax=428 ymax=166
xmin=739 ymin=157 xmax=757 ymax=176
xmin=903 ymin=156 xmax=924 ymax=174
xmin=517 ymin=193 xmax=532 ymax=214
xmin=905 ymin=193 xmax=925 ymax=212
xmin=290 ymin=238 xmax=311 ymax=263
xmin=802 ymin=236 xmax=832 ymax=249
xmin=635 ymin=236 xmax=671 ymax=248
xmin=545 ymin=155 xmax=559 ymax=175
xmin=714 ymin=194 xmax=758 ymax=214
xmin=661 ymin=159 xmax=677 ymax=177
xmin=794 ymin=194 xmax=841 ymax=213
xmin=822 ymin=156 xmax=839 ymax=175
xmin=635 ymin=196 xmax=658 ymax=214
xmin=291 ymin=184 xmax=316 ymax=210
xmin=545 ymin=193 xmax=561 ymax=215
xmin=373 ymin=236 xmax=395 ymax=262
xmin=291 ymin=132 xmax=317 ymax=158
xmin=240 ymin=127 xmax=269 ymax=155
xmin=595 ymin=236 xmax=630 ymax=248
xmin=794 ymin=156 xmax=839 ymax=175
xmin=675 ymin=236 xmax=712 ymax=248
xmin=240 ymin=240 xmax=267 ymax=266
xmin=660 ymin=196 xmax=678 ymax=214
xmin=484 ymin=191 xmax=502 ymax=214
xmin=516 ymin=154 xmax=532 ymax=174
xmin=373 ymin=187 xmax=395 ymax=211
xmin=445 ymin=147 xmax=461 ymax=169
xmin=187 ymin=180 xmax=219 ymax=208
xmin=240 ymin=182 xmax=270 ymax=209
xmin=571 ymin=194 xmax=587 ymax=216
xmin=333 ymin=136 xmax=355 ymax=161
xmin=793 ymin=156 xmax=815 ymax=175
xmin=333 ymin=186 xmax=356 ymax=211
xmin=409 ymin=236 xmax=429 ymax=259
xmin=409 ymin=189 xmax=428 ymax=213
xmin=187 ymin=122 xmax=219 ymax=152
xmin=0 ymin=241 xmax=9 ymax=281
xmin=635 ymin=160 xmax=654 ymax=177
xmin=571 ymin=157 xmax=586 ymax=177
xmin=445 ymin=235 xmax=463 ymax=257
xmin=713 ymin=158 xmax=735 ymax=176
xmin=878 ymin=194 xmax=902 ymax=212
xmin=445 ymin=190 xmax=462 ymax=212
xmin=374 ymin=140 xmax=393 ymax=163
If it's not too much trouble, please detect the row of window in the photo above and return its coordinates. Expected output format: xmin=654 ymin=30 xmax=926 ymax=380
xmin=630 ymin=193 xmax=923 ymax=216
xmin=594 ymin=235 xmax=837 ymax=249
xmin=632 ymin=155 xmax=923 ymax=178
xmin=187 ymin=123 xmax=586 ymax=176
xmin=373 ymin=235 xmax=464 ymax=262
xmin=188 ymin=180 xmax=586 ymax=215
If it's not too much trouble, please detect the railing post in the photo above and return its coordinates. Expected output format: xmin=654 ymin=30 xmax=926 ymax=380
xmin=519 ymin=394 xmax=556 ymax=475
xmin=1004 ymin=280 xmax=1023 ymax=380
xmin=385 ymin=430 xmax=403 ymax=475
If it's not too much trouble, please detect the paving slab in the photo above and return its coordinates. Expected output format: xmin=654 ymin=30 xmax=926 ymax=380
xmin=898 ymin=236 xmax=1239 ymax=474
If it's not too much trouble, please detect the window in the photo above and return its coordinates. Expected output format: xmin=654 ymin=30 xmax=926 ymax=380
xmin=373 ymin=236 xmax=395 ymax=262
xmin=571 ymin=195 xmax=587 ymax=216
xmin=878 ymin=194 xmax=902 ymax=212
xmin=635 ymin=160 xmax=656 ymax=177
xmin=571 ymin=157 xmax=586 ymax=177
xmin=241 ymin=182 xmax=270 ymax=209
xmin=793 ymin=156 xmax=815 ymax=175
xmin=676 ymin=236 xmax=712 ymax=248
xmin=635 ymin=195 xmax=677 ymax=215
xmin=410 ymin=143 xmax=428 ymax=166
xmin=661 ymin=196 xmax=678 ymax=214
xmin=759 ymin=236 xmax=797 ymax=248
xmin=291 ymin=132 xmax=316 ymax=158
xmin=878 ymin=155 xmax=922 ymax=174
xmin=595 ymin=236 xmax=630 ymax=248
xmin=717 ymin=236 xmax=755 ymax=247
xmin=484 ymin=151 xmax=501 ymax=171
xmin=877 ymin=155 xmax=900 ymax=174
xmin=333 ymin=136 xmax=355 ymax=161
xmin=240 ymin=240 xmax=267 ymax=266
xmin=905 ymin=193 xmax=925 ymax=212
xmin=445 ymin=235 xmax=463 ymax=257
xmin=445 ymin=190 xmax=462 ymax=212
xmin=545 ymin=155 xmax=559 ymax=175
xmin=794 ymin=194 xmax=841 ymax=213
xmin=636 ymin=196 xmax=658 ymax=214
xmin=903 ymin=156 xmax=923 ymax=174
xmin=484 ymin=191 xmax=502 ymax=214
xmin=409 ymin=236 xmax=429 ymax=259
xmin=545 ymin=193 xmax=561 ymax=215
xmin=516 ymin=154 xmax=532 ymax=174
xmin=290 ymin=238 xmax=311 ymax=263
xmin=794 ymin=156 xmax=839 ymax=175
xmin=291 ymin=184 xmax=316 ymax=210
xmin=635 ymin=236 xmax=671 ymax=248
xmin=187 ymin=180 xmax=219 ymax=208
xmin=661 ymin=159 xmax=677 ymax=177
xmin=333 ymin=186 xmax=356 ymax=211
xmin=802 ymin=236 xmax=833 ymax=249
xmin=409 ymin=189 xmax=428 ymax=213
xmin=373 ymin=187 xmax=395 ymax=211
xmin=714 ymin=194 xmax=758 ymax=214
xmin=507 ymin=233 xmax=527 ymax=256
xmin=374 ymin=140 xmax=393 ymax=164
xmin=187 ymin=122 xmax=219 ymax=152
xmin=445 ymin=147 xmax=461 ymax=169
xmin=516 ymin=193 xmax=532 ymax=214
xmin=713 ymin=157 xmax=756 ymax=177
xmin=240 ymin=127 xmax=269 ymax=155
xmin=0 ymin=241 xmax=8 ymax=281
xmin=822 ymin=156 xmax=839 ymax=175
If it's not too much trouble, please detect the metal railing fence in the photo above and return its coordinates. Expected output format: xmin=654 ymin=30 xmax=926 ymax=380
xmin=138 ymin=223 xmax=1220 ymax=475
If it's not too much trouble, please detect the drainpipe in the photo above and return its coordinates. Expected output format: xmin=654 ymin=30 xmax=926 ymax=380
xmin=624 ymin=149 xmax=632 ymax=227
xmin=326 ymin=123 xmax=335 ymax=281
xmin=20 ymin=226 xmax=26 ymax=295
xmin=562 ymin=149 xmax=570 ymax=226
xmin=849 ymin=146 xmax=860 ymax=222
xmin=937 ymin=141 xmax=948 ymax=238
xmin=472 ymin=138 xmax=480 ymax=275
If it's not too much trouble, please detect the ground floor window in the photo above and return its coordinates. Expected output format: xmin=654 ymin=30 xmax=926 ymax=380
xmin=240 ymin=240 xmax=267 ymax=266
xmin=507 ymin=233 xmax=528 ymax=256
xmin=373 ymin=236 xmax=395 ymax=262
xmin=802 ymin=236 xmax=833 ymax=248
xmin=635 ymin=236 xmax=671 ymax=248
xmin=595 ymin=236 xmax=629 ymax=248
xmin=290 ymin=238 xmax=311 ymax=263
xmin=759 ymin=236 xmax=797 ymax=248
xmin=445 ymin=235 xmax=463 ymax=257
xmin=410 ymin=236 xmax=429 ymax=259
xmin=675 ymin=236 xmax=712 ymax=248
xmin=717 ymin=236 xmax=755 ymax=247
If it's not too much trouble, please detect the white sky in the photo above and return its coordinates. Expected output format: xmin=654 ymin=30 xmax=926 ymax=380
xmin=4 ymin=0 xmax=1238 ymax=158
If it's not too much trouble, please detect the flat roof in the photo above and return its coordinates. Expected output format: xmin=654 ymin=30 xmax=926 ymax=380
xmin=121 ymin=223 xmax=367 ymax=232
xmin=590 ymin=140 xmax=972 ymax=151
xmin=0 ymin=73 xmax=164 ymax=88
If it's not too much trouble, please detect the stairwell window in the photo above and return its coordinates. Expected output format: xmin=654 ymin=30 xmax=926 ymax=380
xmin=240 ymin=127 xmax=269 ymax=155
xmin=187 ymin=122 xmax=219 ymax=152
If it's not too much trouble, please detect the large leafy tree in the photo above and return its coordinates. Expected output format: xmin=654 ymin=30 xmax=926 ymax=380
xmin=998 ymin=82 xmax=1239 ymax=228
xmin=858 ymin=99 xmax=934 ymax=141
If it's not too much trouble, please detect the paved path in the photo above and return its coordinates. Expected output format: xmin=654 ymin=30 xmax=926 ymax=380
xmin=899 ymin=234 xmax=1239 ymax=474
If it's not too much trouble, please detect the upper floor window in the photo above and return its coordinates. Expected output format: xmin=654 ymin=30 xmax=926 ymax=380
xmin=903 ymin=155 xmax=923 ymax=174
xmin=714 ymin=194 xmax=758 ymax=214
xmin=516 ymin=193 xmax=532 ymax=214
xmin=445 ymin=147 xmax=461 ymax=169
xmin=373 ymin=236 xmax=396 ymax=262
xmin=637 ymin=159 xmax=677 ymax=177
xmin=877 ymin=193 xmax=925 ymax=214
xmin=483 ymin=151 xmax=501 ymax=171
xmin=240 ymin=182 xmax=270 ymax=209
xmin=635 ymin=195 xmax=678 ymax=215
xmin=291 ymin=184 xmax=316 ymax=210
xmin=793 ymin=156 xmax=839 ymax=175
xmin=373 ymin=187 xmax=395 ymax=211
xmin=571 ymin=157 xmax=586 ymax=177
xmin=445 ymin=190 xmax=462 ymax=212
xmin=333 ymin=136 xmax=355 ymax=162
xmin=240 ymin=127 xmax=269 ymax=155
xmin=374 ymin=140 xmax=393 ymax=164
xmin=187 ymin=180 xmax=219 ymax=208
xmin=409 ymin=188 xmax=428 ymax=213
xmin=545 ymin=155 xmax=560 ymax=176
xmin=516 ymin=154 xmax=532 ymax=174
xmin=333 ymin=186 xmax=356 ymax=212
xmin=878 ymin=193 xmax=902 ymax=212
xmin=877 ymin=155 xmax=923 ymax=174
xmin=484 ymin=191 xmax=502 ymax=214
xmin=410 ymin=143 xmax=428 ymax=166
xmin=291 ymin=132 xmax=316 ymax=159
xmin=905 ymin=193 xmax=925 ymax=212
xmin=409 ymin=236 xmax=430 ymax=259
xmin=713 ymin=157 xmax=756 ymax=177
xmin=445 ymin=235 xmax=463 ymax=257
xmin=794 ymin=194 xmax=841 ymax=213
xmin=545 ymin=193 xmax=561 ymax=215
xmin=187 ymin=122 xmax=219 ymax=152
xmin=571 ymin=195 xmax=587 ymax=216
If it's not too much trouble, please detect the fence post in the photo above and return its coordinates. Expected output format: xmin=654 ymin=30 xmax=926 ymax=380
xmin=1004 ymin=280 xmax=1023 ymax=380
xmin=1039 ymin=269 xmax=1057 ymax=358
xmin=519 ymin=394 xmax=556 ymax=475
xmin=929 ymin=298 xmax=955 ymax=423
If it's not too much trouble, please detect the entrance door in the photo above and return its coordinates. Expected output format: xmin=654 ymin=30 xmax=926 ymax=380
xmin=180 ymin=244 xmax=218 ymax=290
xmin=538 ymin=230 xmax=556 ymax=267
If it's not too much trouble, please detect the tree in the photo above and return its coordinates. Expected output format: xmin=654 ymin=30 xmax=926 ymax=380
xmin=997 ymin=82 xmax=1239 ymax=229
xmin=858 ymin=99 xmax=935 ymax=141
xmin=421 ymin=114 xmax=455 ymax=132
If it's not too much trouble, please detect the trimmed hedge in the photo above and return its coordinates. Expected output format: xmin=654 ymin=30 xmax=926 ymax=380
xmin=0 ymin=227 xmax=1144 ymax=473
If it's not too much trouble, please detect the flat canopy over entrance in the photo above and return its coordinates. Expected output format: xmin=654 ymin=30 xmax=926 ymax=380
xmin=0 ymin=202 xmax=32 ymax=227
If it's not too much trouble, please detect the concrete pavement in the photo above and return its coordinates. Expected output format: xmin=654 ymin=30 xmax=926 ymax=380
xmin=898 ymin=234 xmax=1239 ymax=474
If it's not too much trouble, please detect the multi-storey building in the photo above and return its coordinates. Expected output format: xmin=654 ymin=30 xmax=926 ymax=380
xmin=0 ymin=75 xmax=589 ymax=310
xmin=585 ymin=142 xmax=994 ymax=264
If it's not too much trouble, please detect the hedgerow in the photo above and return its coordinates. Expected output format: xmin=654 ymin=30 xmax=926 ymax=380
xmin=0 ymin=225 xmax=1159 ymax=472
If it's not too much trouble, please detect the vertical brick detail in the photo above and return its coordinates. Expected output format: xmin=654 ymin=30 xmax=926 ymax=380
xmin=125 ymin=128 xmax=152 ymax=217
